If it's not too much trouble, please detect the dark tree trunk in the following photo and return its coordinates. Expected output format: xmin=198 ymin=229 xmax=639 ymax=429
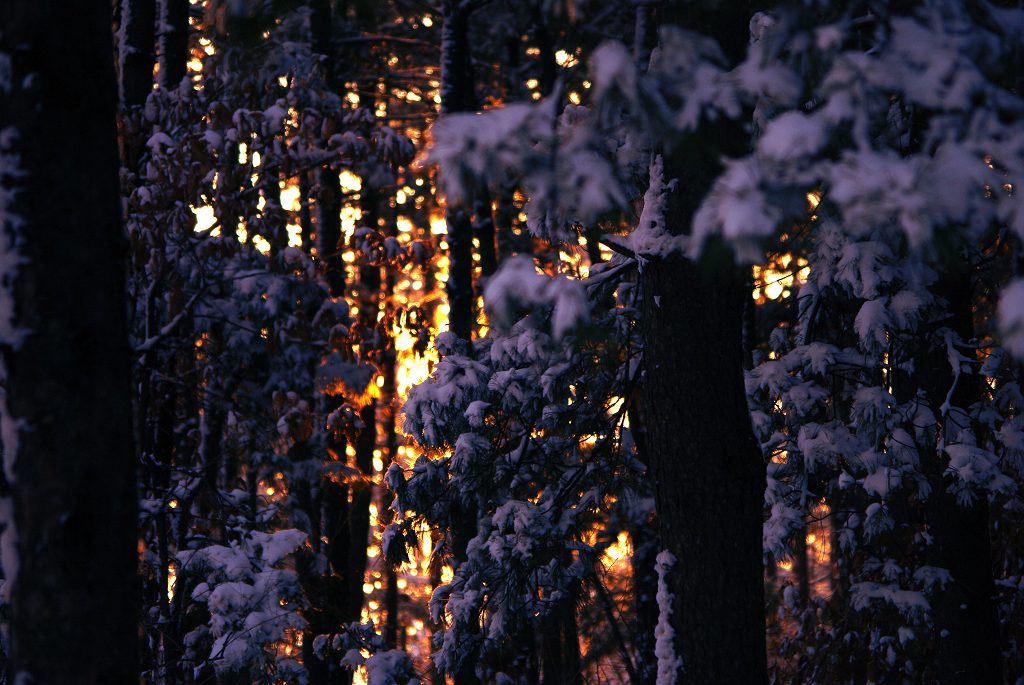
xmin=311 ymin=0 xmax=346 ymax=298
xmin=159 ymin=0 xmax=189 ymax=89
xmin=381 ymin=290 xmax=401 ymax=649
xmin=441 ymin=0 xmax=476 ymax=343
xmin=541 ymin=595 xmax=582 ymax=685
xmin=120 ymin=0 xmax=157 ymax=107
xmin=342 ymin=177 xmax=381 ymax=623
xmin=299 ymin=170 xmax=314 ymax=253
xmin=291 ymin=438 xmax=333 ymax=685
xmin=473 ymin=188 xmax=498 ymax=279
xmin=308 ymin=6 xmax=352 ymax=659
xmin=438 ymin=5 xmax=495 ymax=683
xmin=794 ymin=521 xmax=811 ymax=607
xmin=530 ymin=8 xmax=558 ymax=98
xmin=446 ymin=205 xmax=475 ymax=341
xmin=638 ymin=4 xmax=768 ymax=683
xmin=640 ymin=256 xmax=767 ymax=685
xmin=317 ymin=168 xmax=346 ymax=297
xmin=310 ymin=0 xmax=336 ymax=89
xmin=494 ymin=33 xmax=524 ymax=262
xmin=0 ymin=1 xmax=138 ymax=682
xmin=119 ymin=0 xmax=157 ymax=175
xmin=625 ymin=401 xmax=657 ymax=685
xmin=917 ymin=264 xmax=1001 ymax=684
xmin=293 ymin=171 xmax=332 ymax=685
xmin=345 ymin=399 xmax=375 ymax=622
xmin=324 ymin=473 xmax=353 ymax=599
xmin=494 ymin=184 xmax=521 ymax=262
xmin=154 ymin=366 xmax=183 ymax=685
xmin=190 ymin=381 xmax=227 ymax=553
xmin=263 ymin=160 xmax=287 ymax=259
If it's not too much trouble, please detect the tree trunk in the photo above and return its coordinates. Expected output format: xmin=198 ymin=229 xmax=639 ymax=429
xmin=119 ymin=0 xmax=157 ymax=174
xmin=311 ymin=0 xmax=346 ymax=298
xmin=438 ymin=6 xmax=483 ymax=682
xmin=346 ymin=399 xmax=375 ymax=622
xmin=446 ymin=205 xmax=475 ymax=341
xmin=541 ymin=593 xmax=582 ymax=685
xmin=473 ymin=188 xmax=498 ymax=280
xmin=308 ymin=3 xmax=353 ymax=658
xmin=0 ymin=2 xmax=138 ymax=682
xmin=441 ymin=0 xmax=476 ymax=343
xmin=159 ymin=0 xmax=189 ymax=89
xmin=299 ymin=170 xmax=314 ymax=252
xmin=794 ymin=520 xmax=811 ymax=608
xmin=263 ymin=159 xmax=287 ymax=259
xmin=381 ymin=288 xmax=401 ymax=649
xmin=637 ymin=5 xmax=768 ymax=683
xmin=918 ymin=264 xmax=1001 ymax=684
xmin=120 ymin=0 xmax=157 ymax=107
xmin=640 ymin=257 xmax=768 ymax=685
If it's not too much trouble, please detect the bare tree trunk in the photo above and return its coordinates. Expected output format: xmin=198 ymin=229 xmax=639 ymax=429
xmin=640 ymin=257 xmax=767 ymax=685
xmin=918 ymin=264 xmax=1001 ymax=684
xmin=446 ymin=203 xmax=475 ymax=341
xmin=494 ymin=33 xmax=524 ymax=262
xmin=263 ymin=160 xmax=287 ymax=259
xmin=120 ymin=0 xmax=157 ymax=107
xmin=637 ymin=4 xmax=768 ymax=683
xmin=345 ymin=173 xmax=381 ymax=625
xmin=381 ymin=282 xmax=401 ymax=649
xmin=441 ymin=0 xmax=476 ymax=343
xmin=311 ymin=0 xmax=346 ymax=300
xmin=541 ymin=590 xmax=582 ymax=685
xmin=299 ymin=170 xmax=314 ymax=252
xmin=530 ymin=8 xmax=558 ymax=97
xmin=346 ymin=399 xmax=375 ymax=623
xmin=473 ymin=188 xmax=498 ymax=279
xmin=494 ymin=184 xmax=521 ymax=262
xmin=119 ymin=0 xmax=157 ymax=177
xmin=317 ymin=168 xmax=345 ymax=297
xmin=155 ymin=376 xmax=184 ymax=685
xmin=0 ymin=2 xmax=138 ymax=682
xmin=308 ymin=10 xmax=354 ymax=672
xmin=159 ymin=0 xmax=189 ymax=89
xmin=439 ymin=6 xmax=484 ymax=683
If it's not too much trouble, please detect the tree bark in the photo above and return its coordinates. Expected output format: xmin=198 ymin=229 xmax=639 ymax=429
xmin=0 ymin=2 xmax=138 ymax=682
xmin=541 ymin=592 xmax=582 ymax=685
xmin=438 ymin=7 xmax=483 ymax=683
xmin=344 ymin=399 xmax=375 ymax=622
xmin=473 ymin=188 xmax=498 ymax=279
xmin=119 ymin=0 xmax=157 ymax=175
xmin=311 ymin=0 xmax=346 ymax=299
xmin=159 ymin=0 xmax=189 ymax=89
xmin=637 ymin=4 xmax=768 ymax=683
xmin=917 ymin=264 xmax=1001 ymax=684
xmin=262 ymin=160 xmax=288 ymax=259
xmin=441 ymin=0 xmax=476 ymax=343
xmin=308 ymin=7 xmax=353 ymax=663
xmin=640 ymin=257 xmax=768 ymax=685
xmin=120 ymin=0 xmax=157 ymax=107
xmin=381 ymin=288 xmax=401 ymax=649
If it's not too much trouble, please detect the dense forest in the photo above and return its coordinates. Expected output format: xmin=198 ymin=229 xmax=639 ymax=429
xmin=1 ymin=0 xmax=1024 ymax=683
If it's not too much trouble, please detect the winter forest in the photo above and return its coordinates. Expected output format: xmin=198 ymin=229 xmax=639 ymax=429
xmin=2 ymin=0 xmax=1024 ymax=683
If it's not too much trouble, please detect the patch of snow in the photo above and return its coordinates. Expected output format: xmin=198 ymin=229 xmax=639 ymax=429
xmin=654 ymin=550 xmax=681 ymax=685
